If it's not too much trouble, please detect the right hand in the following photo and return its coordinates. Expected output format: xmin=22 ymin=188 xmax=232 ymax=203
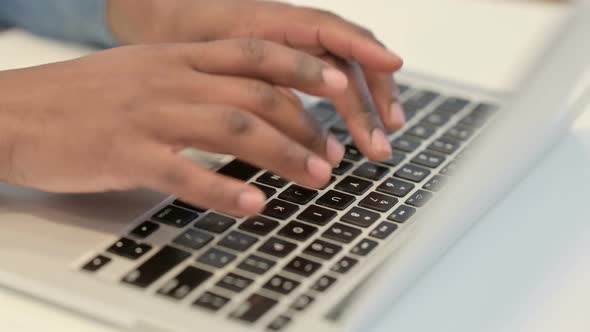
xmin=0 ymin=39 xmax=350 ymax=216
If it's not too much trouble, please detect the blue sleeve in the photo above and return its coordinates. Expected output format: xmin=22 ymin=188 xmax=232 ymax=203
xmin=0 ymin=0 xmax=118 ymax=48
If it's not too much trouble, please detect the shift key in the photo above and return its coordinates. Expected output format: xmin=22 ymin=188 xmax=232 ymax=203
xmin=122 ymin=246 xmax=191 ymax=288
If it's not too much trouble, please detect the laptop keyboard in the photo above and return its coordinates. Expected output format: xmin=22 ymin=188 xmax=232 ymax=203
xmin=79 ymin=82 xmax=498 ymax=330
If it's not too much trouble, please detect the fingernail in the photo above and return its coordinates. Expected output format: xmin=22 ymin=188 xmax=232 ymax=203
xmin=371 ymin=129 xmax=392 ymax=157
xmin=390 ymin=102 xmax=406 ymax=127
xmin=237 ymin=187 xmax=266 ymax=213
xmin=326 ymin=135 xmax=345 ymax=166
xmin=322 ymin=67 xmax=348 ymax=91
xmin=306 ymin=154 xmax=332 ymax=182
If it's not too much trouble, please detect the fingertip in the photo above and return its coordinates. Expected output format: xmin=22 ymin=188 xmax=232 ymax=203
xmin=237 ymin=186 xmax=266 ymax=215
xmin=322 ymin=67 xmax=349 ymax=92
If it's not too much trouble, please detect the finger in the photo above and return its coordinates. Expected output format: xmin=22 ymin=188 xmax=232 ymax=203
xmin=178 ymin=39 xmax=348 ymax=97
xmin=363 ymin=67 xmax=405 ymax=130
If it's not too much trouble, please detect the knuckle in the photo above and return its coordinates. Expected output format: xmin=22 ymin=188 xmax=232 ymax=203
xmin=224 ymin=108 xmax=256 ymax=135
xmin=277 ymin=143 xmax=304 ymax=170
xmin=293 ymin=53 xmax=323 ymax=84
xmin=238 ymin=38 xmax=267 ymax=65
xmin=249 ymin=81 xmax=278 ymax=111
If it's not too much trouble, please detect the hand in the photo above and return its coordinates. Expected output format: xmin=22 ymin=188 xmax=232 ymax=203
xmin=107 ymin=0 xmax=405 ymax=160
xmin=0 ymin=39 xmax=350 ymax=216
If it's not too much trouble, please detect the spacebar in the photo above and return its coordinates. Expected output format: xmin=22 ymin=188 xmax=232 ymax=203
xmin=122 ymin=246 xmax=190 ymax=288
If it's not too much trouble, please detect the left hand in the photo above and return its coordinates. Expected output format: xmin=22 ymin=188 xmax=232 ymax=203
xmin=106 ymin=0 xmax=405 ymax=161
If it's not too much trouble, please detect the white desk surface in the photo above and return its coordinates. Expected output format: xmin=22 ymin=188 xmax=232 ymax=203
xmin=2 ymin=0 xmax=589 ymax=331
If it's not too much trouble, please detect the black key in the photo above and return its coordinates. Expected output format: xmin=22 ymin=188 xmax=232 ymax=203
xmin=380 ymin=151 xmax=406 ymax=167
xmin=264 ymin=275 xmax=300 ymax=295
xmin=412 ymin=151 xmax=446 ymax=168
xmin=194 ymin=213 xmax=236 ymax=234
xmin=332 ymin=160 xmax=353 ymax=175
xmin=377 ymin=177 xmax=415 ymax=197
xmin=217 ymin=159 xmax=260 ymax=181
xmin=158 ymin=266 xmax=212 ymax=300
xmin=459 ymin=113 xmax=487 ymax=128
xmin=322 ymin=223 xmax=362 ymax=244
xmin=351 ymin=239 xmax=379 ymax=256
xmin=239 ymin=216 xmax=279 ymax=236
xmin=122 ymin=246 xmax=190 ymax=288
xmin=370 ymin=221 xmax=398 ymax=239
xmin=257 ymin=172 xmax=288 ymax=188
xmin=403 ymin=109 xmax=418 ymax=121
xmin=471 ymin=103 xmax=498 ymax=118
xmin=407 ymin=123 xmax=437 ymax=140
xmin=359 ymin=191 xmax=398 ymax=212
xmin=268 ymin=316 xmax=292 ymax=331
xmin=391 ymin=136 xmax=421 ymax=153
xmin=406 ymin=190 xmax=433 ymax=207
xmin=341 ymin=207 xmax=380 ymax=228
xmin=197 ymin=247 xmax=236 ymax=268
xmin=218 ymin=231 xmax=258 ymax=251
xmin=441 ymin=161 xmax=459 ymax=175
xmin=173 ymin=229 xmax=213 ymax=251
xmin=238 ymin=255 xmax=276 ymax=275
xmin=290 ymin=294 xmax=315 ymax=311
xmin=217 ymin=273 xmax=253 ymax=293
xmin=108 ymin=238 xmax=151 ymax=260
xmin=434 ymin=97 xmax=470 ymax=115
xmin=321 ymin=176 xmax=337 ymax=190
xmin=331 ymin=256 xmax=358 ymax=274
xmin=253 ymin=183 xmax=277 ymax=200
xmin=130 ymin=221 xmax=160 ymax=239
xmin=429 ymin=138 xmax=461 ymax=155
xmin=423 ymin=112 xmax=451 ymax=127
xmin=344 ymin=145 xmax=363 ymax=161
xmin=395 ymin=164 xmax=431 ymax=182
xmin=311 ymin=275 xmax=337 ymax=292
xmin=152 ymin=205 xmax=198 ymax=228
xmin=297 ymin=205 xmax=337 ymax=226
xmin=445 ymin=125 xmax=474 ymax=141
xmin=353 ymin=162 xmax=389 ymax=181
xmin=316 ymin=190 xmax=355 ymax=210
xmin=388 ymin=205 xmax=416 ymax=223
xmin=424 ymin=175 xmax=446 ymax=192
xmin=172 ymin=199 xmax=206 ymax=213
xmin=284 ymin=256 xmax=322 ymax=277
xmin=304 ymin=239 xmax=342 ymax=260
xmin=81 ymin=255 xmax=111 ymax=272
xmin=232 ymin=294 xmax=277 ymax=323
xmin=278 ymin=221 xmax=318 ymax=242
xmin=262 ymin=199 xmax=299 ymax=220
xmin=335 ymin=176 xmax=372 ymax=195
xmin=194 ymin=292 xmax=230 ymax=312
xmin=403 ymin=90 xmax=439 ymax=112
xmin=258 ymin=237 xmax=297 ymax=258
xmin=279 ymin=185 xmax=318 ymax=205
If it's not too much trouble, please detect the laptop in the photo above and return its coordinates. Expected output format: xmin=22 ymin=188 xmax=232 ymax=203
xmin=0 ymin=3 xmax=588 ymax=332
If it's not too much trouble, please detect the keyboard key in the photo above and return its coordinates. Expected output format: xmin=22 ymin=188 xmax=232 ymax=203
xmin=259 ymin=237 xmax=297 ymax=258
xmin=278 ymin=221 xmax=318 ymax=242
xmin=332 ymin=160 xmax=353 ymax=175
xmin=344 ymin=145 xmax=363 ymax=161
xmin=441 ymin=161 xmax=459 ymax=175
xmin=279 ymin=185 xmax=318 ymax=205
xmin=152 ymin=205 xmax=198 ymax=228
xmin=253 ymin=183 xmax=277 ymax=200
xmin=429 ymin=138 xmax=461 ymax=155
xmin=239 ymin=216 xmax=279 ymax=236
xmin=322 ymin=223 xmax=362 ymax=244
xmin=158 ymin=266 xmax=212 ymax=300
xmin=257 ymin=172 xmax=288 ymax=188
xmin=268 ymin=316 xmax=292 ymax=331
xmin=264 ymin=275 xmax=300 ymax=295
xmin=290 ymin=294 xmax=315 ymax=311
xmin=335 ymin=176 xmax=372 ymax=195
xmin=297 ymin=205 xmax=337 ymax=226
xmin=423 ymin=112 xmax=451 ymax=127
xmin=388 ymin=205 xmax=416 ymax=223
xmin=238 ymin=255 xmax=276 ymax=275
xmin=331 ymin=257 xmax=358 ymax=274
xmin=232 ymin=294 xmax=277 ymax=323
xmin=262 ymin=199 xmax=299 ymax=220
xmin=217 ymin=273 xmax=253 ymax=293
xmin=406 ymin=190 xmax=433 ymax=207
xmin=217 ymin=159 xmax=260 ymax=181
xmin=359 ymin=192 xmax=398 ymax=212
xmin=316 ymin=190 xmax=355 ymax=210
xmin=351 ymin=239 xmax=379 ymax=256
xmin=407 ymin=123 xmax=437 ymax=140
xmin=108 ymin=238 xmax=151 ymax=260
xmin=173 ymin=229 xmax=213 ymax=251
xmin=403 ymin=90 xmax=439 ymax=112
xmin=471 ymin=103 xmax=498 ymax=118
xmin=380 ymin=151 xmax=406 ymax=167
xmin=285 ymin=256 xmax=322 ymax=277
xmin=194 ymin=292 xmax=230 ymax=312
xmin=391 ymin=136 xmax=421 ymax=153
xmin=81 ymin=255 xmax=111 ymax=272
xmin=423 ymin=175 xmax=446 ymax=192
xmin=312 ymin=275 xmax=337 ymax=292
xmin=395 ymin=164 xmax=431 ymax=182
xmin=445 ymin=125 xmax=474 ymax=141
xmin=459 ymin=113 xmax=487 ymax=128
xmin=434 ymin=97 xmax=470 ymax=115
xmin=122 ymin=246 xmax=190 ymax=288
xmin=353 ymin=162 xmax=389 ymax=181
xmin=130 ymin=221 xmax=160 ymax=239
xmin=218 ymin=231 xmax=258 ymax=251
xmin=321 ymin=176 xmax=337 ymax=190
xmin=172 ymin=199 xmax=206 ymax=213
xmin=377 ymin=178 xmax=415 ymax=197
xmin=370 ymin=221 xmax=398 ymax=239
xmin=341 ymin=207 xmax=380 ymax=228
xmin=197 ymin=248 xmax=236 ymax=268
xmin=304 ymin=239 xmax=342 ymax=260
xmin=194 ymin=213 xmax=236 ymax=234
xmin=412 ymin=151 xmax=446 ymax=168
